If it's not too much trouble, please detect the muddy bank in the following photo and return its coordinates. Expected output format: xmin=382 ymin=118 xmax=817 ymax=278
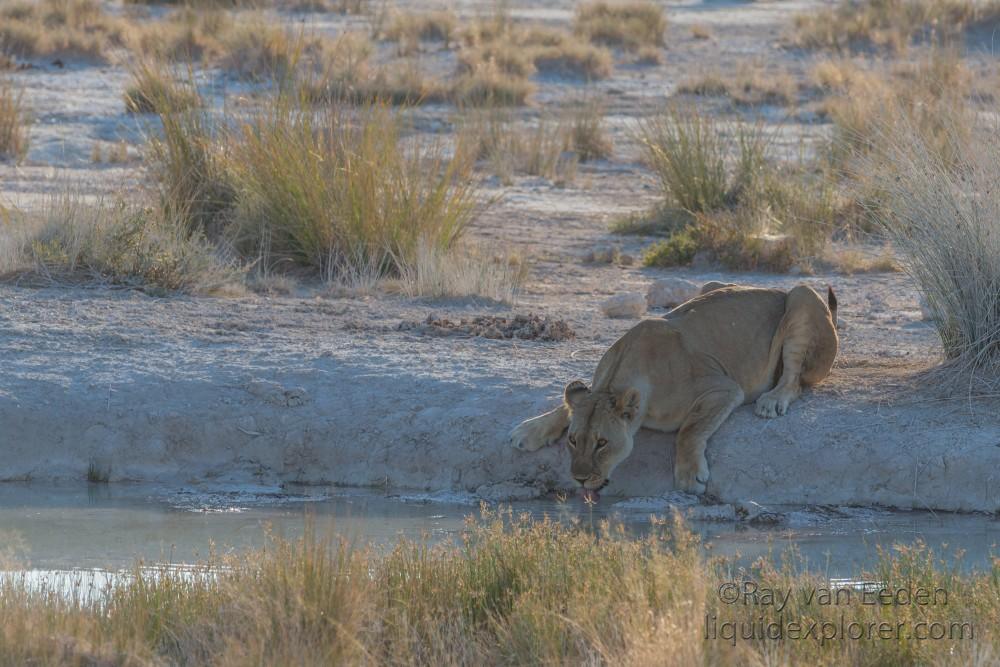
xmin=3 ymin=280 xmax=999 ymax=514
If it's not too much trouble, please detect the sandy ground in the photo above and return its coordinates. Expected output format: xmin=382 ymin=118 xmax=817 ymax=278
xmin=2 ymin=1 xmax=1000 ymax=512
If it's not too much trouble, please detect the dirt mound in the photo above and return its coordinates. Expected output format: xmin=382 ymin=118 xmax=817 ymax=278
xmin=398 ymin=314 xmax=575 ymax=341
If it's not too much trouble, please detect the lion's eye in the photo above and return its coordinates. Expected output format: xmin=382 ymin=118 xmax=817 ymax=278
xmin=568 ymin=435 xmax=577 ymax=448
xmin=596 ymin=438 xmax=608 ymax=450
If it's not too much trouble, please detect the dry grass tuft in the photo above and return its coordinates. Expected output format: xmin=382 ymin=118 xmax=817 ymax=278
xmin=384 ymin=10 xmax=458 ymax=51
xmin=0 ymin=512 xmax=998 ymax=665
xmin=574 ymin=1 xmax=666 ymax=51
xmin=392 ymin=239 xmax=525 ymax=303
xmin=461 ymin=109 xmax=577 ymax=185
xmin=123 ymin=60 xmax=202 ymax=113
xmin=0 ymin=194 xmax=239 ymax=294
xmin=0 ymin=0 xmax=129 ymax=63
xmin=864 ymin=114 xmax=1000 ymax=388
xmin=458 ymin=25 xmax=613 ymax=82
xmin=690 ymin=24 xmax=711 ymax=40
xmin=791 ymin=0 xmax=1000 ymax=53
xmin=569 ymin=99 xmax=612 ymax=161
xmin=0 ymin=76 xmax=29 ymax=162
xmin=453 ymin=60 xmax=534 ymax=106
xmin=677 ymin=65 xmax=797 ymax=107
xmin=130 ymin=7 xmax=233 ymax=61
xmin=819 ymin=50 xmax=971 ymax=166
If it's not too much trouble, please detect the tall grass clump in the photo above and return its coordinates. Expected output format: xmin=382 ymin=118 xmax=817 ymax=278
xmin=123 ymin=59 xmax=202 ymax=114
xmin=223 ymin=101 xmax=479 ymax=278
xmin=791 ymin=0 xmax=1000 ymax=53
xmin=0 ymin=76 xmax=29 ymax=162
xmin=574 ymin=1 xmax=666 ymax=51
xmin=146 ymin=100 xmax=235 ymax=237
xmin=863 ymin=116 xmax=1000 ymax=388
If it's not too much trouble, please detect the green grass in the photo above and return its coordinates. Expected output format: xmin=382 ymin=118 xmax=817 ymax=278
xmin=1 ymin=510 xmax=997 ymax=665
xmin=629 ymin=107 xmax=839 ymax=271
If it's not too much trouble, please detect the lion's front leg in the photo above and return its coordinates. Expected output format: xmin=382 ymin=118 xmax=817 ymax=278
xmin=510 ymin=404 xmax=570 ymax=452
xmin=674 ymin=379 xmax=744 ymax=493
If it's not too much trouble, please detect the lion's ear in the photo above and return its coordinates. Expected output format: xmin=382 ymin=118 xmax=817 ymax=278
xmin=613 ymin=388 xmax=641 ymax=421
xmin=563 ymin=380 xmax=589 ymax=409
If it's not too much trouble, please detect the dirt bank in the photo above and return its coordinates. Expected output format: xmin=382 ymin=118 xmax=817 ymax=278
xmin=3 ymin=272 xmax=998 ymax=513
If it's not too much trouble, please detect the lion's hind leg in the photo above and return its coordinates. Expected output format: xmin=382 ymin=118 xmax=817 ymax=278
xmin=510 ymin=404 xmax=570 ymax=452
xmin=754 ymin=285 xmax=837 ymax=419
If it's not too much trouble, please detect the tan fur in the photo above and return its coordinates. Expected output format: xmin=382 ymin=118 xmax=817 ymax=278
xmin=510 ymin=283 xmax=838 ymax=494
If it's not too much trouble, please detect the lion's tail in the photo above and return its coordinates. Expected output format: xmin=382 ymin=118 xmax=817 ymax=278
xmin=827 ymin=286 xmax=838 ymax=328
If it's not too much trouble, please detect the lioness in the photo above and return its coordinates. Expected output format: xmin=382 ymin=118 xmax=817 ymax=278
xmin=510 ymin=283 xmax=838 ymax=496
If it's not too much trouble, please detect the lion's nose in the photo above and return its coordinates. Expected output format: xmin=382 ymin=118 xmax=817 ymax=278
xmin=574 ymin=476 xmax=588 ymax=486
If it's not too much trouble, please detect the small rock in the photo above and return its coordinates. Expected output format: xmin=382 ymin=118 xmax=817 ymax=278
xmin=587 ymin=245 xmax=617 ymax=263
xmin=618 ymin=253 xmax=635 ymax=266
xmin=918 ymin=296 xmax=936 ymax=321
xmin=646 ymin=277 xmax=700 ymax=308
xmin=245 ymin=380 xmax=310 ymax=407
xmin=685 ymin=504 xmax=737 ymax=522
xmin=735 ymin=500 xmax=784 ymax=525
xmin=601 ymin=292 xmax=646 ymax=318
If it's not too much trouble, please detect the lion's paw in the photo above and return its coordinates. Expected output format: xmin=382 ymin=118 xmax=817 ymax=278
xmin=674 ymin=455 xmax=709 ymax=494
xmin=754 ymin=392 xmax=790 ymax=419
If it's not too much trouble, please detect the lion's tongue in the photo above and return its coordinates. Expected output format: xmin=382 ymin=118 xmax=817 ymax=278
xmin=580 ymin=488 xmax=601 ymax=503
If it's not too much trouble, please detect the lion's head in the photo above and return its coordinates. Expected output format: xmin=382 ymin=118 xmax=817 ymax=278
xmin=562 ymin=380 xmax=641 ymax=491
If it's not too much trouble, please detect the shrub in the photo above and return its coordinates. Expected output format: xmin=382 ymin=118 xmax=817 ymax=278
xmin=0 ymin=77 xmax=29 ymax=162
xmin=632 ymin=107 xmax=837 ymax=270
xmin=574 ymin=1 xmax=666 ymax=51
xmin=864 ymin=115 xmax=1000 ymax=387
xmin=642 ymin=229 xmax=699 ymax=267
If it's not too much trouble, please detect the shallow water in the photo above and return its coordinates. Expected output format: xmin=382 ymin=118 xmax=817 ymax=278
xmin=0 ymin=483 xmax=997 ymax=580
